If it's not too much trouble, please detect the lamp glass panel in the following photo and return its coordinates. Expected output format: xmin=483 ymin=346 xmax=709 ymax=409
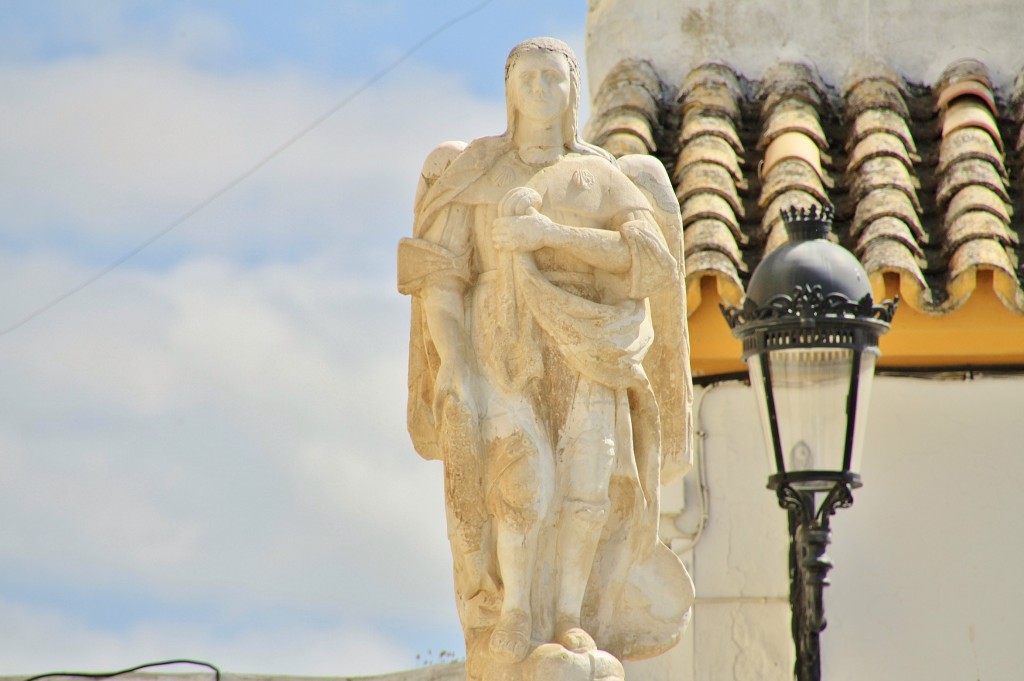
xmin=746 ymin=357 xmax=781 ymax=476
xmin=767 ymin=347 xmax=853 ymax=491
xmin=847 ymin=351 xmax=878 ymax=479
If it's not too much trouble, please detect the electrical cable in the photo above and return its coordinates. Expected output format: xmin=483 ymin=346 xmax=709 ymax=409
xmin=24 ymin=659 xmax=219 ymax=681
xmin=0 ymin=0 xmax=499 ymax=339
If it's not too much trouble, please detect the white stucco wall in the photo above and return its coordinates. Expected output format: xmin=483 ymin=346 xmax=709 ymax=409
xmin=655 ymin=374 xmax=1024 ymax=681
xmin=586 ymin=0 xmax=1024 ymax=96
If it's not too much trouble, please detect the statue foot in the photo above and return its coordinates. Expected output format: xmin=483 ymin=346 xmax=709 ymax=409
xmin=555 ymin=619 xmax=596 ymax=654
xmin=490 ymin=609 xmax=531 ymax=663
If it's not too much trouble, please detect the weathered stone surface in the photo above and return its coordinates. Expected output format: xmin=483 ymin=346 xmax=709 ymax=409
xmin=399 ymin=38 xmax=694 ymax=681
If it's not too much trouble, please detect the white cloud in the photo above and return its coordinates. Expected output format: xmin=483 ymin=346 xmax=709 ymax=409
xmin=0 ymin=48 xmax=503 ymax=264
xmin=0 ymin=596 xmax=419 ymax=676
xmin=0 ymin=30 xmax=508 ymax=673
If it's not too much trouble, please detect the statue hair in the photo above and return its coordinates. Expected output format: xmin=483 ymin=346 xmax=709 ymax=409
xmin=503 ymin=37 xmax=614 ymax=163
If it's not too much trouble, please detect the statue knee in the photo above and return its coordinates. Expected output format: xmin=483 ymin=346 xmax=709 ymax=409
xmin=562 ymin=498 xmax=609 ymax=531
xmin=493 ymin=454 xmax=549 ymax=534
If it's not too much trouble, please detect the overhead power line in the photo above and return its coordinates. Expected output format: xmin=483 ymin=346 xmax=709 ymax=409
xmin=0 ymin=0 xmax=498 ymax=339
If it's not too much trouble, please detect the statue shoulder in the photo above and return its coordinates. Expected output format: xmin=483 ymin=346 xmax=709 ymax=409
xmin=414 ymin=141 xmax=468 ymax=212
xmin=615 ymin=154 xmax=680 ymax=216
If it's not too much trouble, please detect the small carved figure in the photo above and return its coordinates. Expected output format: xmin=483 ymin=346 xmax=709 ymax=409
xmin=398 ymin=37 xmax=694 ymax=681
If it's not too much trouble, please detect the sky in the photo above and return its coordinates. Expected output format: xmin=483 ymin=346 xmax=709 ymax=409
xmin=0 ymin=1 xmax=589 ymax=676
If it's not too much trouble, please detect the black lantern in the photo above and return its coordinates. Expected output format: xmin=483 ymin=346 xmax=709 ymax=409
xmin=721 ymin=205 xmax=897 ymax=681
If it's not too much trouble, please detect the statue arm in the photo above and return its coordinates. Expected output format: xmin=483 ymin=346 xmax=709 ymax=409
xmin=398 ymin=204 xmax=476 ymax=416
xmin=492 ymin=207 xmax=676 ymax=295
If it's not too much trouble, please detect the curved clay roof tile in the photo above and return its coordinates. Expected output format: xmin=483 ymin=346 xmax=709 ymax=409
xmin=760 ymin=189 xmax=825 ymax=236
xmin=592 ymin=81 xmax=660 ymax=120
xmin=679 ymin=63 xmax=743 ymax=101
xmin=944 ymin=184 xmax=1013 ymax=227
xmin=849 ymin=157 xmax=922 ymax=211
xmin=678 ymin=113 xmax=744 ymax=153
xmin=683 ymin=218 xmax=746 ymax=269
xmin=941 ymin=99 xmax=1003 ymax=151
xmin=758 ymin=102 xmax=829 ymax=151
xmin=855 ymin=215 xmax=927 ymax=260
xmin=860 ymin=240 xmax=930 ymax=311
xmin=758 ymin=63 xmax=828 ymax=118
xmin=841 ymin=57 xmax=908 ymax=98
xmin=762 ymin=131 xmax=830 ymax=183
xmin=844 ymin=79 xmax=910 ymax=120
xmin=936 ymin=127 xmax=1006 ymax=177
xmin=684 ymin=252 xmax=745 ymax=311
xmin=680 ymin=193 xmax=745 ymax=242
xmin=936 ymin=59 xmax=994 ymax=97
xmin=936 ymin=158 xmax=1010 ymax=207
xmin=598 ymin=58 xmax=664 ymax=100
xmin=679 ymin=87 xmax=742 ymax=123
xmin=944 ymin=211 xmax=1019 ymax=255
xmin=936 ymin=80 xmax=998 ymax=116
xmin=600 ymin=132 xmax=653 ymax=158
xmin=847 ymin=109 xmax=918 ymax=153
xmin=676 ymin=162 xmax=746 ymax=214
xmin=674 ymin=135 xmax=744 ymax=182
xmin=847 ymin=132 xmax=918 ymax=173
xmin=589 ymin=110 xmax=657 ymax=151
xmin=946 ymin=238 xmax=1019 ymax=312
xmin=852 ymin=188 xmax=926 ymax=241
xmin=757 ymin=158 xmax=829 ymax=209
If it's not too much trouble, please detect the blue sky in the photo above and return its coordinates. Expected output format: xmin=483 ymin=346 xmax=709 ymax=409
xmin=0 ymin=1 xmax=588 ymax=675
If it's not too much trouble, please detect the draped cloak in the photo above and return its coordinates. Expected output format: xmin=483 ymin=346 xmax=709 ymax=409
xmin=398 ymin=137 xmax=694 ymax=668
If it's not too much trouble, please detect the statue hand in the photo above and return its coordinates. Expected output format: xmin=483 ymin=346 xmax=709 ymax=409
xmin=491 ymin=210 xmax=552 ymax=252
xmin=433 ymin=359 xmax=477 ymax=424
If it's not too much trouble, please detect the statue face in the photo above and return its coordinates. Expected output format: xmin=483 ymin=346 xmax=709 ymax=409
xmin=509 ymin=49 xmax=572 ymax=124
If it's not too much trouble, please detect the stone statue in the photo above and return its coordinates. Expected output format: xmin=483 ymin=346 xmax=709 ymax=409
xmin=398 ymin=37 xmax=694 ymax=681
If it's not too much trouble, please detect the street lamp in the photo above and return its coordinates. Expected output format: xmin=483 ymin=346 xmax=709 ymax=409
xmin=720 ymin=205 xmax=898 ymax=681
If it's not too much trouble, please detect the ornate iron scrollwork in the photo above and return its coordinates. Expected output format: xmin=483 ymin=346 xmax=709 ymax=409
xmin=722 ymin=284 xmax=898 ymax=329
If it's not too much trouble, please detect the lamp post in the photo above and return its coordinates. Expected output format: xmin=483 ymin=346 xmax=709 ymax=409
xmin=720 ymin=205 xmax=898 ymax=681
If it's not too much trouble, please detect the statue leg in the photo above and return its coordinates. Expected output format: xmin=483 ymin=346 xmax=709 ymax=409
xmin=554 ymin=380 xmax=616 ymax=652
xmin=487 ymin=432 xmax=553 ymax=663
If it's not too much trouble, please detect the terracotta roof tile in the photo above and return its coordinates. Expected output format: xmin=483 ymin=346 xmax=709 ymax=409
xmin=599 ymin=131 xmax=652 ymax=157
xmin=847 ymin=109 xmax=918 ymax=154
xmin=758 ymin=63 xmax=828 ymax=117
xmin=585 ymin=59 xmax=662 ymax=157
xmin=936 ymin=158 xmax=1010 ymax=206
xmin=587 ymin=56 xmax=1024 ymax=319
xmin=855 ymin=215 xmax=927 ymax=261
xmin=760 ymin=189 xmax=824 ymax=237
xmin=758 ymin=158 xmax=831 ymax=209
xmin=673 ymin=135 xmax=745 ymax=181
xmin=758 ymin=101 xmax=830 ymax=151
xmin=945 ymin=211 xmax=1019 ymax=254
xmin=947 ymin=238 xmax=1021 ymax=311
xmin=849 ymin=156 xmax=922 ymax=210
xmin=675 ymin=162 xmax=746 ymax=214
xmin=684 ymin=218 xmax=747 ymax=270
xmin=841 ymin=57 xmax=909 ymax=98
xmin=844 ymin=79 xmax=911 ymax=120
xmin=678 ymin=112 xmax=744 ymax=152
xmin=944 ymin=185 xmax=1013 ymax=226
xmin=683 ymin=250 xmax=745 ymax=310
xmin=852 ymin=188 xmax=927 ymax=241
xmin=588 ymin=110 xmax=658 ymax=152
xmin=848 ymin=132 xmax=919 ymax=172
xmin=936 ymin=127 xmax=1006 ymax=177
xmin=680 ymin=193 xmax=745 ymax=242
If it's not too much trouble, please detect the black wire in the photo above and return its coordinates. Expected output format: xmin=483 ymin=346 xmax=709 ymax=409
xmin=23 ymin=659 xmax=220 ymax=681
xmin=0 ymin=0 xmax=499 ymax=339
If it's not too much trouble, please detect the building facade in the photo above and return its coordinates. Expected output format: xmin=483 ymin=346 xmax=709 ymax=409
xmin=584 ymin=2 xmax=1024 ymax=679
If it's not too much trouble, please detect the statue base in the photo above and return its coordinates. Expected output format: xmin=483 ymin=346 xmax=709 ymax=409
xmin=478 ymin=643 xmax=624 ymax=681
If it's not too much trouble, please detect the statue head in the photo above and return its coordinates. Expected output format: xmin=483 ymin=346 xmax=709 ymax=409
xmin=503 ymin=37 xmax=584 ymax=149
